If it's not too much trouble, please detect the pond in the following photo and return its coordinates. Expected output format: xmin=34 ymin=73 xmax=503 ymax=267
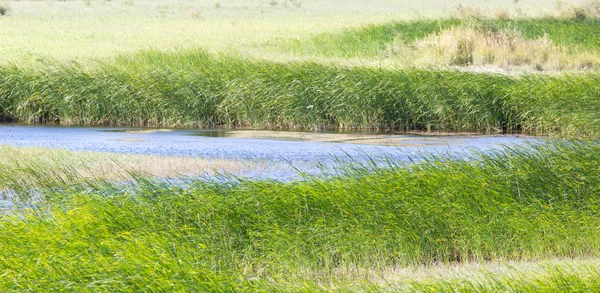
xmin=0 ymin=124 xmax=540 ymax=159
xmin=0 ymin=124 xmax=544 ymax=180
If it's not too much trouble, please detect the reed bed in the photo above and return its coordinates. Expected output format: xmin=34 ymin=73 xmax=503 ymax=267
xmin=1 ymin=17 xmax=598 ymax=136
xmin=0 ymin=141 xmax=598 ymax=291
xmin=0 ymin=50 xmax=598 ymax=137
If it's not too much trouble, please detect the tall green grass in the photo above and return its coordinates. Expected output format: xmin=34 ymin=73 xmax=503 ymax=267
xmin=0 ymin=141 xmax=599 ymax=291
xmin=495 ymin=18 xmax=600 ymax=51
xmin=283 ymin=19 xmax=462 ymax=58
xmin=286 ymin=18 xmax=600 ymax=58
xmin=1 ymin=50 xmax=598 ymax=137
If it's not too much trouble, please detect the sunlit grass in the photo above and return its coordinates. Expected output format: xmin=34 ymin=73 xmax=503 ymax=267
xmin=396 ymin=26 xmax=599 ymax=70
xmin=1 ymin=1 xmax=598 ymax=136
xmin=284 ymin=17 xmax=600 ymax=71
xmin=0 ymin=145 xmax=259 ymax=183
xmin=0 ymin=0 xmax=554 ymax=66
xmin=1 ymin=1 xmax=598 ymax=291
xmin=0 ymin=141 xmax=598 ymax=291
xmin=1 ymin=50 xmax=598 ymax=136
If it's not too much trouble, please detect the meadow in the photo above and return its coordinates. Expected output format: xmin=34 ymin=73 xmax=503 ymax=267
xmin=0 ymin=0 xmax=553 ymax=64
xmin=0 ymin=0 xmax=599 ymax=291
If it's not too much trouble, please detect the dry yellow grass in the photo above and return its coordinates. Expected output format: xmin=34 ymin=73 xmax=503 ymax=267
xmin=0 ymin=145 xmax=260 ymax=179
xmin=389 ymin=27 xmax=599 ymax=71
xmin=294 ymin=258 xmax=600 ymax=290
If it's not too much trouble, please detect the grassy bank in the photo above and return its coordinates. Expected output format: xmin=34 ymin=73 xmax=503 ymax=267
xmin=286 ymin=18 xmax=600 ymax=59
xmin=1 ymin=1 xmax=599 ymax=291
xmin=2 ymin=7 xmax=599 ymax=136
xmin=1 ymin=141 xmax=599 ymax=291
xmin=282 ymin=17 xmax=600 ymax=71
xmin=1 ymin=50 xmax=598 ymax=137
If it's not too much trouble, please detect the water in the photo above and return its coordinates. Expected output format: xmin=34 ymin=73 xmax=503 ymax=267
xmin=0 ymin=124 xmax=541 ymax=180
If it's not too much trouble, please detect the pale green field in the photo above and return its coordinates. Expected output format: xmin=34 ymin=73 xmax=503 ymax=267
xmin=6 ymin=0 xmax=551 ymax=18
xmin=0 ymin=0 xmax=552 ymax=65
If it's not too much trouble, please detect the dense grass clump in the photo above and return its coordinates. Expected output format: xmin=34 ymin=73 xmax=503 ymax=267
xmin=283 ymin=19 xmax=462 ymax=58
xmin=0 ymin=50 xmax=598 ymax=137
xmin=0 ymin=141 xmax=599 ymax=291
xmin=288 ymin=18 xmax=600 ymax=58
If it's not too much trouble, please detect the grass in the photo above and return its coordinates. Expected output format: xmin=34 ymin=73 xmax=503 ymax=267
xmin=398 ymin=26 xmax=599 ymax=70
xmin=7 ymin=0 xmax=546 ymax=19
xmin=1 ymin=8 xmax=598 ymax=135
xmin=1 ymin=1 xmax=599 ymax=290
xmin=1 ymin=50 xmax=598 ymax=137
xmin=0 ymin=145 xmax=259 ymax=181
xmin=284 ymin=18 xmax=600 ymax=68
xmin=0 ymin=0 xmax=550 ymax=66
xmin=0 ymin=0 xmax=562 ymax=66
xmin=0 ymin=141 xmax=598 ymax=291
xmin=0 ymin=2 xmax=597 ymax=136
xmin=282 ymin=19 xmax=463 ymax=59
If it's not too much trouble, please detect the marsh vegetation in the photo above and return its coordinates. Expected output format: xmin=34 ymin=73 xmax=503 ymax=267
xmin=1 ymin=141 xmax=599 ymax=291
xmin=1 ymin=2 xmax=599 ymax=137
xmin=0 ymin=0 xmax=599 ymax=291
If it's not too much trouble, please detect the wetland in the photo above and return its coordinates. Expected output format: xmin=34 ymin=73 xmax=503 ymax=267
xmin=0 ymin=0 xmax=599 ymax=291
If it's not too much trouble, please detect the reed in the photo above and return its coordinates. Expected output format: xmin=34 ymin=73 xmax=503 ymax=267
xmin=0 ymin=141 xmax=598 ymax=291
xmin=1 ymin=50 xmax=598 ymax=137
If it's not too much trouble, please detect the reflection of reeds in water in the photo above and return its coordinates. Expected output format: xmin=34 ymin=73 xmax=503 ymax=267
xmin=123 ymin=129 xmax=174 ymax=134
xmin=222 ymin=130 xmax=462 ymax=146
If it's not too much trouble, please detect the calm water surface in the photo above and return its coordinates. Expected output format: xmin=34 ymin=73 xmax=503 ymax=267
xmin=0 ymin=124 xmax=542 ymax=180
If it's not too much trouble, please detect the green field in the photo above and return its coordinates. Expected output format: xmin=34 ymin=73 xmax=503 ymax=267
xmin=1 ymin=0 xmax=600 ymax=291
xmin=0 ymin=0 xmax=553 ymax=64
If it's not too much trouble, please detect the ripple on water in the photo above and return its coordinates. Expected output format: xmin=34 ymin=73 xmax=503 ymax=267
xmin=0 ymin=124 xmax=542 ymax=179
